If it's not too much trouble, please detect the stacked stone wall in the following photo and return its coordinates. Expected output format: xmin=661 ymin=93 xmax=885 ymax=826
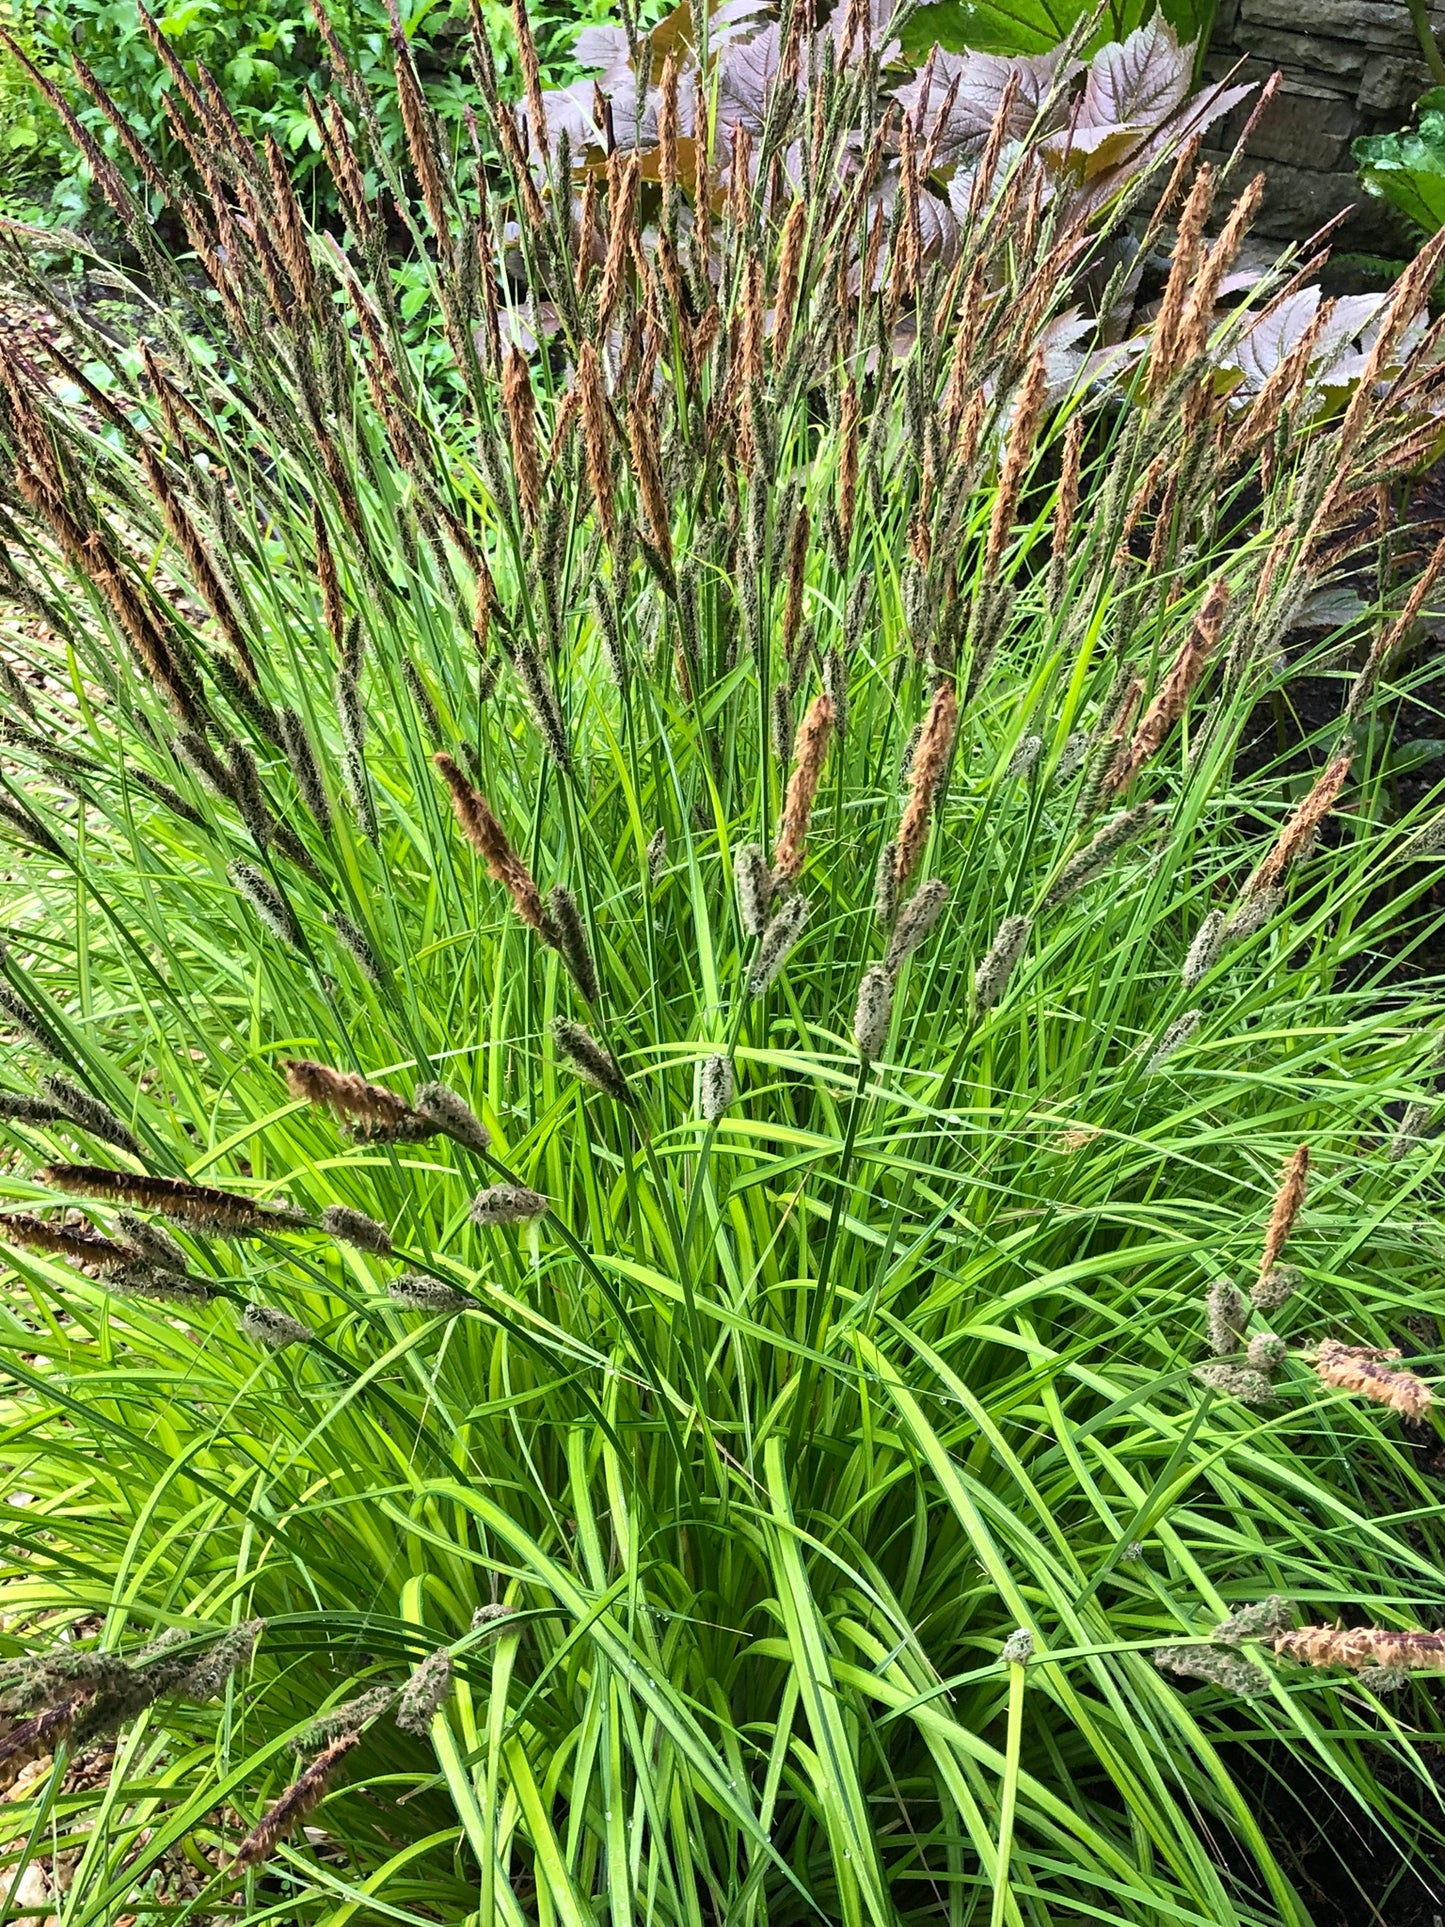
xmin=1204 ymin=0 xmax=1445 ymax=246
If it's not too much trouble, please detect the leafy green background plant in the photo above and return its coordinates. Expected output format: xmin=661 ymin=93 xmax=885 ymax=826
xmin=0 ymin=0 xmax=64 ymax=218
xmin=0 ymin=0 xmax=613 ymax=222
xmin=1357 ymin=86 xmax=1445 ymax=237
xmin=0 ymin=0 xmax=1221 ymax=224
xmin=902 ymin=0 xmax=1215 ymax=59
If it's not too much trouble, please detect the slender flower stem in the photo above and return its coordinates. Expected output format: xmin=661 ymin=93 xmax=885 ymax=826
xmin=1406 ymin=0 xmax=1445 ymax=86
xmin=990 ymin=1658 xmax=1027 ymax=1927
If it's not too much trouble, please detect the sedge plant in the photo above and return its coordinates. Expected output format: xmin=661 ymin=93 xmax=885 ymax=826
xmin=1 ymin=6 xmax=1445 ymax=1923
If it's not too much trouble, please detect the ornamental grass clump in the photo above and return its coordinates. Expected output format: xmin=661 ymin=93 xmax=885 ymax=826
xmin=2 ymin=3 xmax=1445 ymax=1920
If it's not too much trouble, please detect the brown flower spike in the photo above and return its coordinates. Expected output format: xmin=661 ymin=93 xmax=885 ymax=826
xmin=836 ymin=381 xmax=861 ymax=553
xmin=1105 ymin=579 xmax=1229 ymax=796
xmin=1258 ymin=1145 xmax=1308 ymax=1284
xmin=0 ymin=1212 xmax=131 ymax=1268
xmin=232 ymin=1731 xmax=361 ymax=1870
xmin=1314 ymin=1340 xmax=1432 ymax=1420
xmin=772 ymin=693 xmax=834 ymax=885
xmin=36 ymin=1165 xmax=286 ymax=1234
xmin=282 ymin=1061 xmax=427 ymax=1138
xmin=1274 ymin=1624 xmax=1445 ymax=1672
xmin=577 ymin=342 xmax=617 ymax=549
xmin=893 ymin=681 xmax=958 ymax=891
xmin=434 ymin=755 xmax=557 ymax=943
xmin=502 ymin=348 xmax=543 ymax=529
xmin=1246 ymin=753 xmax=1352 ymax=897
xmin=985 ymin=351 xmax=1048 ymax=576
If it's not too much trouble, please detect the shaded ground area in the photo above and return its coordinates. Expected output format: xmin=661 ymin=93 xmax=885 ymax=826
xmin=1246 ymin=1738 xmax=1445 ymax=1927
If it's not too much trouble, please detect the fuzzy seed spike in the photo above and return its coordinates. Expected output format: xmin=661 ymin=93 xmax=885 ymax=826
xmin=435 ymin=755 xmax=557 ymax=943
xmin=894 ymin=682 xmax=958 ymax=890
xmin=772 ymin=694 xmax=834 ymax=885
xmin=232 ymin=1732 xmax=360 ymax=1869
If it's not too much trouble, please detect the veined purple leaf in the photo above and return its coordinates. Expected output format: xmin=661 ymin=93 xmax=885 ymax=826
xmin=1048 ymin=121 xmax=1152 ymax=181
xmin=572 ymin=25 xmax=632 ymax=76
xmin=537 ymin=82 xmax=608 ymax=158
xmin=828 ymin=0 xmax=902 ymax=63
xmin=1071 ymin=76 xmax=1254 ymax=215
xmin=1226 ymin=288 xmax=1322 ymax=392
xmin=1170 ymin=77 xmax=1254 ymax=146
xmin=1217 ymin=288 xmax=1429 ymax=401
xmin=1081 ymin=19 xmax=1192 ymax=132
xmin=710 ymin=0 xmax=774 ymax=41
xmin=1039 ymin=308 xmax=1096 ymax=400
xmin=1323 ymin=303 xmax=1430 ymax=386
xmin=716 ymin=23 xmax=790 ymax=135
xmin=895 ymin=46 xmax=1072 ymax=168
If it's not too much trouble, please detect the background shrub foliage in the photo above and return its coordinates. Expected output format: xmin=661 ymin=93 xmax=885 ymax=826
xmin=1 ymin=3 xmax=1445 ymax=1923
xmin=0 ymin=0 xmax=611 ymax=220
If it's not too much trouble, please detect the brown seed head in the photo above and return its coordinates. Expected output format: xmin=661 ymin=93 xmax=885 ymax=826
xmin=577 ymin=342 xmax=617 ymax=549
xmin=389 ymin=7 xmax=450 ymax=244
xmin=1148 ymin=164 xmax=1213 ymax=396
xmin=861 ymin=201 xmax=887 ymax=303
xmin=547 ymin=384 xmax=582 ymax=473
xmin=282 ymin=1060 xmax=423 ymax=1135
xmin=67 ymin=47 xmax=167 ymax=199
xmin=658 ymin=51 xmax=680 ymax=205
xmin=837 ymin=382 xmax=861 ymax=552
xmin=739 ymin=251 xmax=766 ymax=388
xmin=1053 ymin=416 xmax=1083 ymax=566
xmin=434 ymin=754 xmax=556 ymax=942
xmin=1259 ymin=1144 xmax=1308 ymax=1281
xmin=985 ymin=350 xmax=1048 ymax=576
xmin=598 ymin=152 xmax=641 ymax=329
xmin=1314 ymin=1339 xmax=1431 ymax=1420
xmin=575 ymin=168 xmax=600 ymax=297
xmin=232 ymin=1732 xmax=361 ymax=1870
xmin=772 ymin=693 xmax=835 ymax=885
xmin=1176 ymin=174 xmax=1265 ymax=364
xmin=773 ymin=199 xmax=808 ymax=363
xmin=140 ymin=446 xmax=260 ymax=690
xmin=627 ymin=398 xmax=671 ymax=566
xmin=1275 ymin=1623 xmax=1445 ymax=1672
xmin=0 ymin=1212 xmax=131 ymax=1269
xmin=14 ymin=466 xmax=206 ymax=729
xmin=894 ymin=111 xmax=921 ymax=301
xmin=1112 ymin=453 xmax=1168 ymax=569
xmin=968 ymin=68 xmax=1019 ymax=218
xmin=1247 ymin=752 xmax=1352 ymax=897
xmin=472 ymin=564 xmax=495 ymax=663
xmin=1106 ymin=578 xmax=1229 ymax=796
xmin=782 ymin=503 xmax=810 ymax=662
xmin=265 ymin=131 xmax=317 ymax=312
xmin=36 ymin=1165 xmax=282 ymax=1234
xmin=511 ymin=0 xmax=548 ymax=155
xmin=894 ymin=680 xmax=958 ymax=888
xmin=311 ymin=505 xmax=346 ymax=653
xmin=728 ymin=122 xmax=753 ymax=234
xmin=503 ymin=348 xmax=543 ymax=529
xmin=318 ymin=94 xmax=372 ymax=238
xmin=0 ymin=29 xmax=134 ymax=224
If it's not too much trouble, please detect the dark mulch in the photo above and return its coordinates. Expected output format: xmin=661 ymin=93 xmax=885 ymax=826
xmin=1246 ymin=1738 xmax=1445 ymax=1926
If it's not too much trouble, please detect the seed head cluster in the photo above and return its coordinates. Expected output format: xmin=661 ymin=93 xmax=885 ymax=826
xmin=470 ymin=1185 xmax=548 ymax=1226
